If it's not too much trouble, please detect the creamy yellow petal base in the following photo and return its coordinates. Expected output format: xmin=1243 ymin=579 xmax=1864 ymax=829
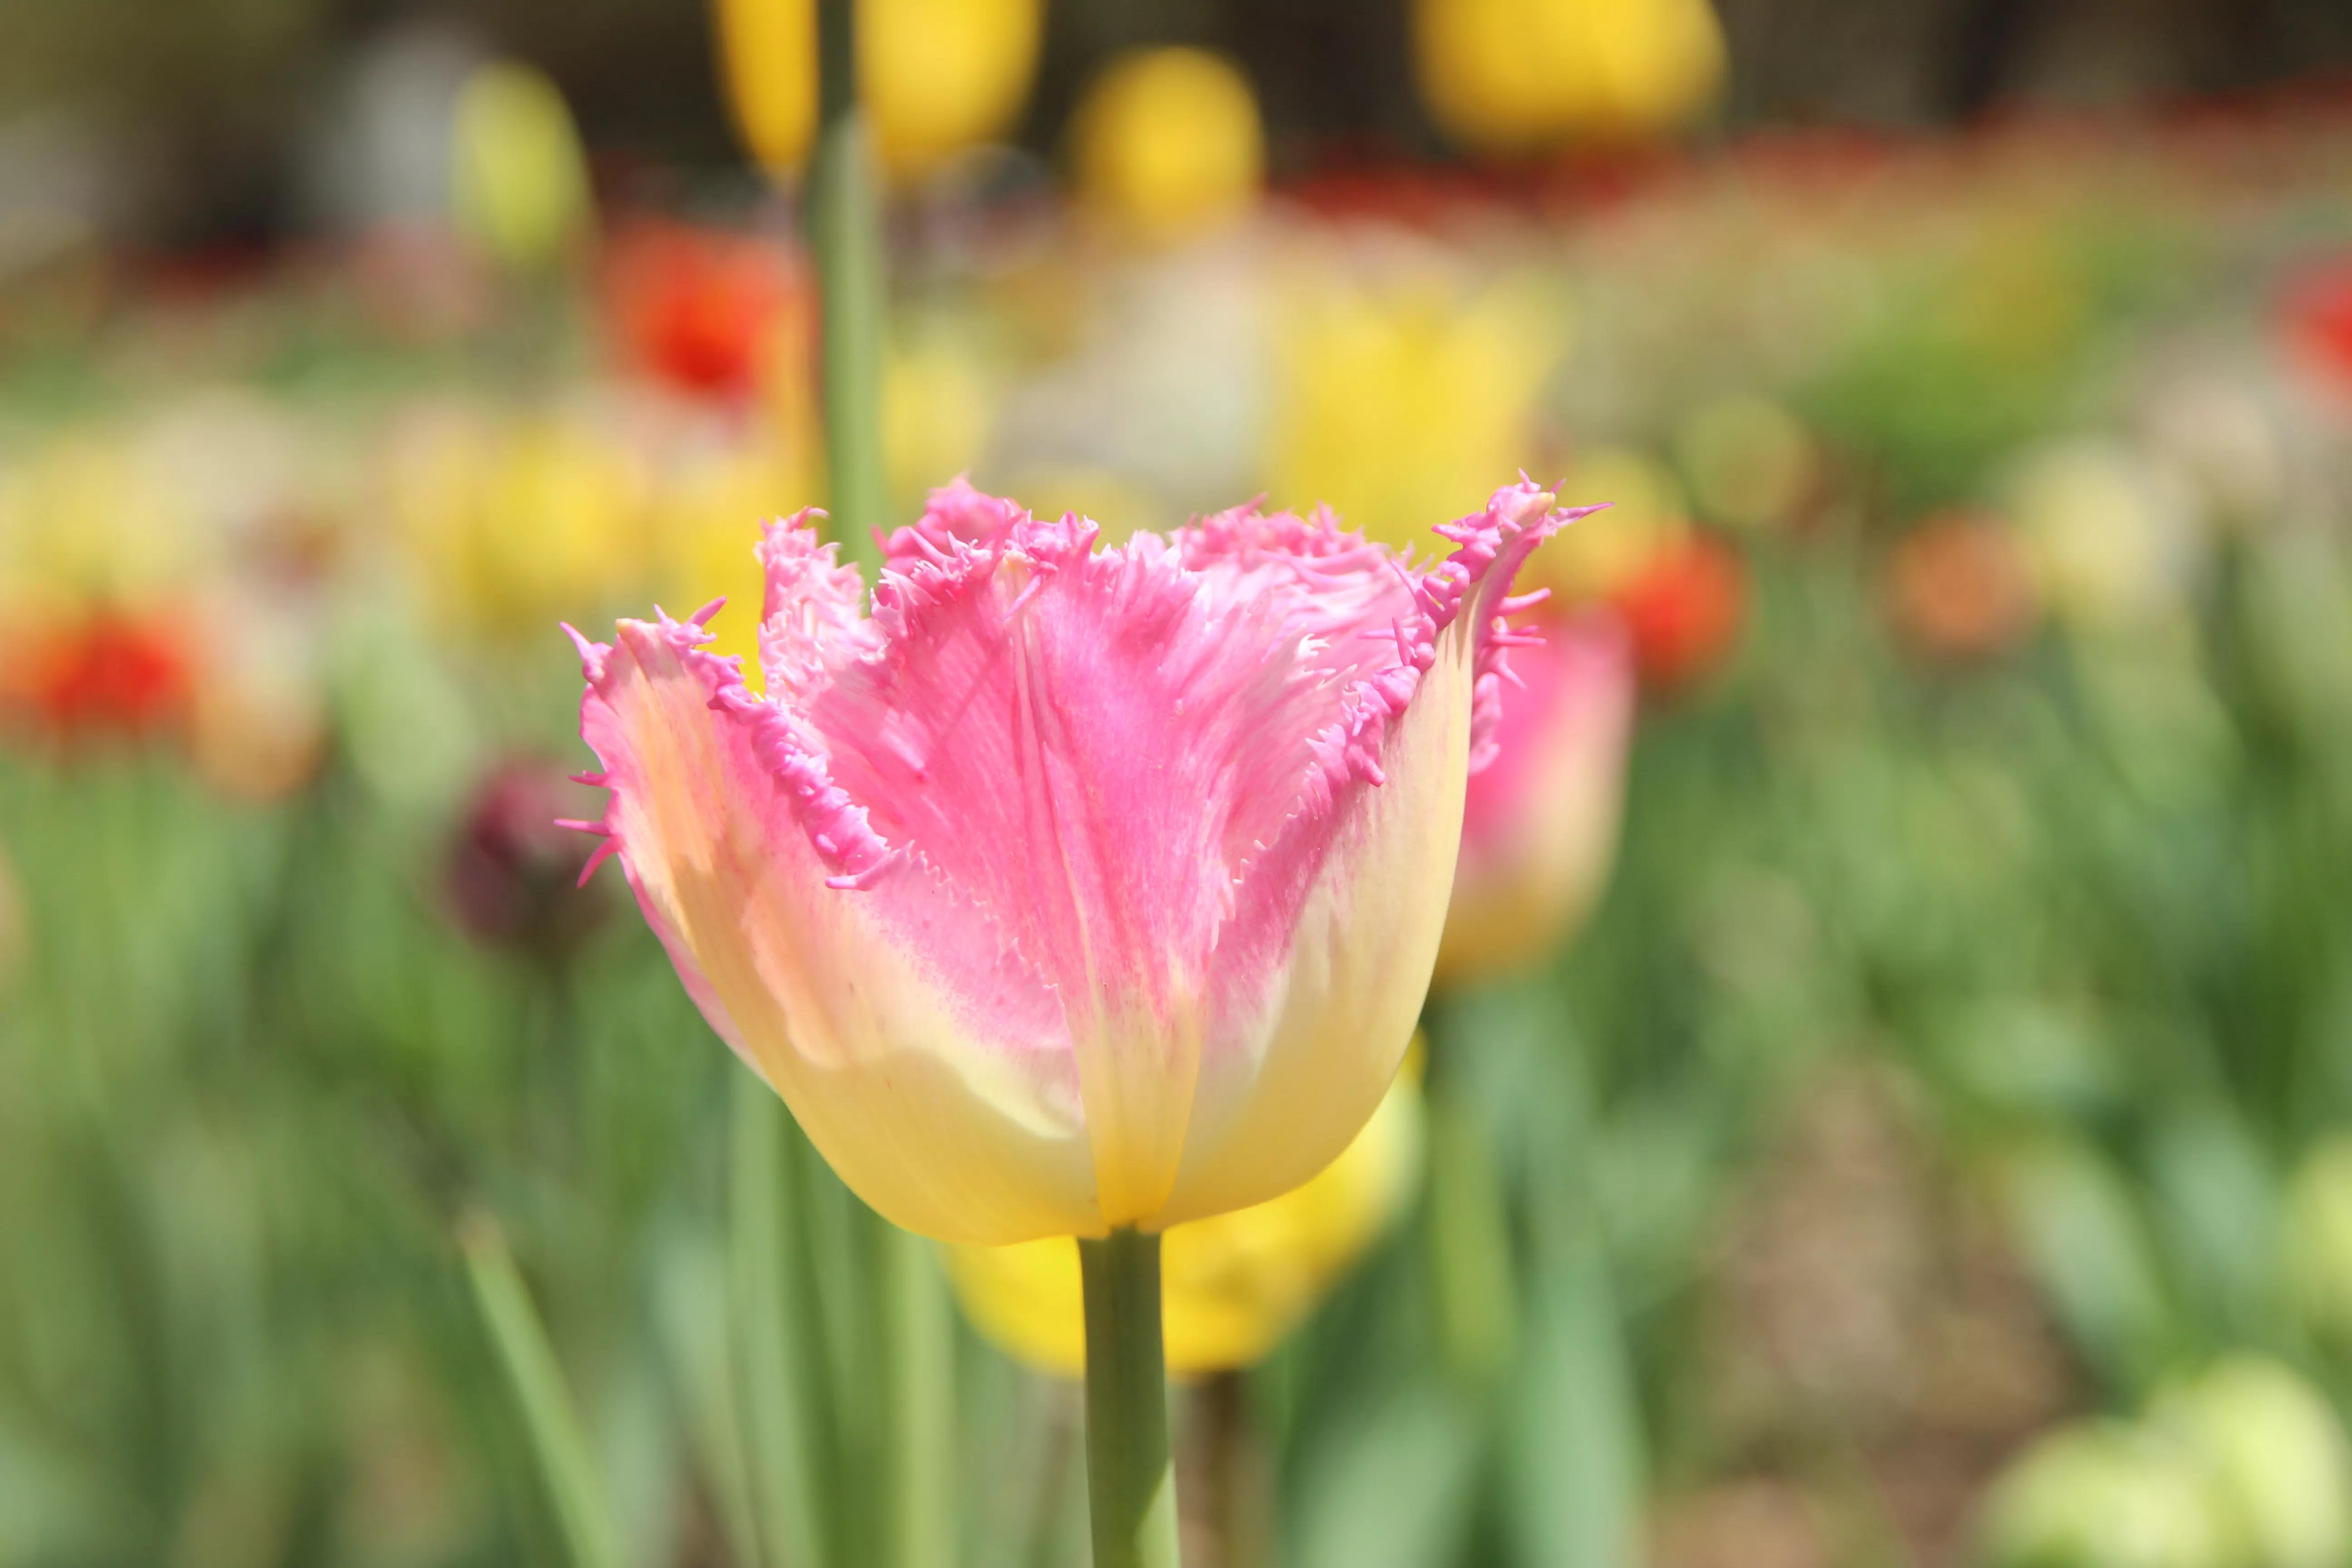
xmin=947 ymin=1065 xmax=1426 ymax=1375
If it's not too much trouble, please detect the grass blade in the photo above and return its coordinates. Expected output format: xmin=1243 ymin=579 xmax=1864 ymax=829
xmin=459 ymin=1211 xmax=623 ymax=1568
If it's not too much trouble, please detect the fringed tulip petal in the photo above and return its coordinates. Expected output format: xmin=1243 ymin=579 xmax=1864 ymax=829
xmin=880 ymin=474 xmax=1028 ymax=565
xmin=576 ymin=603 xmax=1095 ymax=1245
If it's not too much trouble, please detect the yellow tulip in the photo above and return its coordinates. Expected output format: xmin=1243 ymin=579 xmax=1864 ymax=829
xmin=711 ymin=0 xmax=814 ymax=176
xmin=0 ymin=430 xmax=197 ymax=622
xmin=946 ymin=1062 xmax=1425 ymax=1374
xmin=1268 ymin=274 xmax=1558 ymax=550
xmin=654 ymin=443 xmax=815 ymax=674
xmin=390 ymin=407 xmax=651 ymax=638
xmin=1068 ymin=49 xmax=1264 ymax=245
xmin=710 ymin=0 xmax=1043 ymax=184
xmin=1414 ymin=0 xmax=1727 ymax=154
xmin=451 ymin=61 xmax=593 ymax=274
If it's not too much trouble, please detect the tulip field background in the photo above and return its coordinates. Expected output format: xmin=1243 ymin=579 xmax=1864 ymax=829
xmin=11 ymin=3 xmax=2352 ymax=1566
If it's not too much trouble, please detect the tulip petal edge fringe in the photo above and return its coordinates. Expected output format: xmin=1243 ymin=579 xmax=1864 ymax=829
xmin=1080 ymin=1228 xmax=1181 ymax=1568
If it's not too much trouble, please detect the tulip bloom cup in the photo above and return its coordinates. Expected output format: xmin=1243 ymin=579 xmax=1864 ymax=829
xmin=567 ymin=477 xmax=1588 ymax=1567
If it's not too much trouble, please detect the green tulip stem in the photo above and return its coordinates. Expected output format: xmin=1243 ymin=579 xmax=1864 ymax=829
xmin=809 ymin=0 xmax=886 ymax=572
xmin=1078 ymin=1228 xmax=1182 ymax=1568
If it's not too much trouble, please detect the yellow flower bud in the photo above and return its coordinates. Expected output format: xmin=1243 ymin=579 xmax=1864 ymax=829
xmin=1069 ymin=49 xmax=1264 ymax=246
xmin=451 ymin=61 xmax=593 ymax=274
xmin=391 ymin=407 xmax=651 ymax=638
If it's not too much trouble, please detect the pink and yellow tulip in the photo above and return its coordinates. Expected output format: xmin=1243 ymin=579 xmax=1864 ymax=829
xmin=1433 ymin=608 xmax=1634 ymax=986
xmin=568 ymin=478 xmax=1588 ymax=1242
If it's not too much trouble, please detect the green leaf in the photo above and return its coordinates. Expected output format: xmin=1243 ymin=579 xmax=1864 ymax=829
xmin=1503 ymin=1236 xmax=1646 ymax=1568
xmin=651 ymin=1227 xmax=763 ymax=1568
xmin=1996 ymin=1137 xmax=2181 ymax=1397
xmin=729 ymin=1074 xmax=829 ymax=1568
xmin=1289 ymin=1379 xmax=1486 ymax=1568
xmin=459 ymin=1211 xmax=623 ymax=1568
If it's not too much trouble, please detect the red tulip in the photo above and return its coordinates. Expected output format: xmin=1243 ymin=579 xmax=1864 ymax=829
xmin=602 ymin=221 xmax=805 ymax=402
xmin=1609 ymin=532 xmax=1744 ymax=693
xmin=4 ymin=609 xmax=193 ymax=744
xmin=2281 ymin=260 xmax=2352 ymax=393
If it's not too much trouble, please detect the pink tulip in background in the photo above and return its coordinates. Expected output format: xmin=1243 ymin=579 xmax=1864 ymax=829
xmin=567 ymin=478 xmax=1592 ymax=1244
xmin=1433 ymin=608 xmax=1635 ymax=987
